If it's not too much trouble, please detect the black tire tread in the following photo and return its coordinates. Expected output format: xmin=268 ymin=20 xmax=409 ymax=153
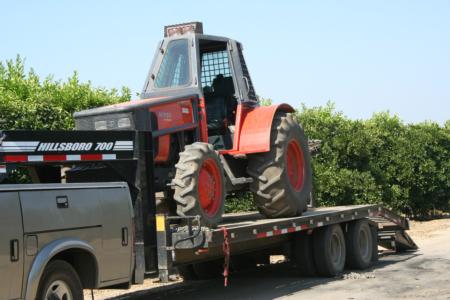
xmin=293 ymin=232 xmax=317 ymax=277
xmin=345 ymin=220 xmax=374 ymax=269
xmin=36 ymin=260 xmax=83 ymax=300
xmin=313 ymin=225 xmax=346 ymax=277
xmin=172 ymin=142 xmax=225 ymax=226
xmin=248 ymin=112 xmax=312 ymax=218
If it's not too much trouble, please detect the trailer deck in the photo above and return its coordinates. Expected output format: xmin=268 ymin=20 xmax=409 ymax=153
xmin=156 ymin=204 xmax=417 ymax=281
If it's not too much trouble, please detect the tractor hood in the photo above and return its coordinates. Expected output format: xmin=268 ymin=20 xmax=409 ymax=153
xmin=73 ymin=91 xmax=198 ymax=131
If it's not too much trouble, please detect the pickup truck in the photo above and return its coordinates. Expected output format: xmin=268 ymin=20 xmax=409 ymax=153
xmin=0 ymin=182 xmax=134 ymax=300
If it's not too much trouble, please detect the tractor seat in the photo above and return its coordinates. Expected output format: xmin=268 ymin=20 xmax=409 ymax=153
xmin=206 ymin=97 xmax=226 ymax=131
xmin=205 ymin=75 xmax=232 ymax=132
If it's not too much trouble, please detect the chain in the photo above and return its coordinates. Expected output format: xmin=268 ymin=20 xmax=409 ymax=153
xmin=221 ymin=226 xmax=230 ymax=287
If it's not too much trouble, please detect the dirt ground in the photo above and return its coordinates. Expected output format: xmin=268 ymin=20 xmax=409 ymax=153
xmin=85 ymin=218 xmax=450 ymax=300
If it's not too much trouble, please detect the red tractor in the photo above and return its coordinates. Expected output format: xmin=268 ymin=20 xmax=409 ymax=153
xmin=74 ymin=22 xmax=312 ymax=226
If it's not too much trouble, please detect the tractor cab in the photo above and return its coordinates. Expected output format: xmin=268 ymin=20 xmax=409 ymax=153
xmin=140 ymin=22 xmax=258 ymax=150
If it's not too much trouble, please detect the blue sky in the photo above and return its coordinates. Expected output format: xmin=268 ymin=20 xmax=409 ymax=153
xmin=1 ymin=1 xmax=449 ymax=124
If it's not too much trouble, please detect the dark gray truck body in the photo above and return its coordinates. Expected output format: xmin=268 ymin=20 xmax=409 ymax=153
xmin=0 ymin=182 xmax=134 ymax=300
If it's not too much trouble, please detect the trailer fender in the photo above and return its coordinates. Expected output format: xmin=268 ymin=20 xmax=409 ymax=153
xmin=231 ymin=103 xmax=295 ymax=154
xmin=24 ymin=238 xmax=99 ymax=300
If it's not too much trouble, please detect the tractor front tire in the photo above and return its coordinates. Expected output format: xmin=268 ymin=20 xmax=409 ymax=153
xmin=172 ymin=143 xmax=226 ymax=227
xmin=248 ymin=112 xmax=312 ymax=218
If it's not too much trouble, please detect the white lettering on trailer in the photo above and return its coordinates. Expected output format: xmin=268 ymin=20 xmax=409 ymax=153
xmin=37 ymin=142 xmax=94 ymax=152
xmin=0 ymin=141 xmax=39 ymax=152
xmin=0 ymin=165 xmax=6 ymax=173
xmin=2 ymin=141 xmax=133 ymax=153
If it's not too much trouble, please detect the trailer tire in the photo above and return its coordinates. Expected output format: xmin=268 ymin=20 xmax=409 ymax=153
xmin=248 ymin=112 xmax=312 ymax=218
xmin=313 ymin=225 xmax=346 ymax=277
xmin=172 ymin=143 xmax=226 ymax=226
xmin=346 ymin=220 xmax=374 ymax=269
xmin=293 ymin=232 xmax=317 ymax=276
xmin=36 ymin=260 xmax=83 ymax=300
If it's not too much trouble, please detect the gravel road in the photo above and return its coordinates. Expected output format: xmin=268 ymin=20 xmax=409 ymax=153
xmin=87 ymin=218 xmax=450 ymax=300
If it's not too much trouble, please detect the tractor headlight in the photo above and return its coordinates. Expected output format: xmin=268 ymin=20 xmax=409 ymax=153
xmin=117 ymin=117 xmax=131 ymax=128
xmin=77 ymin=113 xmax=134 ymax=131
xmin=94 ymin=120 xmax=108 ymax=130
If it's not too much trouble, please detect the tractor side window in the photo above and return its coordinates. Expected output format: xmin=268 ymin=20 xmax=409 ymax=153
xmin=155 ymin=39 xmax=190 ymax=88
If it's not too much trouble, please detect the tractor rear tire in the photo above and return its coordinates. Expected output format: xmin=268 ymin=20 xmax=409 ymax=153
xmin=172 ymin=142 xmax=226 ymax=227
xmin=248 ymin=112 xmax=312 ymax=218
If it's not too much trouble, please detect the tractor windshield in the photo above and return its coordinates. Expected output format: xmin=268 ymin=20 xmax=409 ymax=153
xmin=155 ymin=39 xmax=190 ymax=88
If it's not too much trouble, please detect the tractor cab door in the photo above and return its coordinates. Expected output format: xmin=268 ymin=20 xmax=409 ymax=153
xmin=197 ymin=37 xmax=257 ymax=150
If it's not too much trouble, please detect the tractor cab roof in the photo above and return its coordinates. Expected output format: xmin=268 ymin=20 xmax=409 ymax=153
xmin=163 ymin=21 xmax=231 ymax=41
xmin=140 ymin=22 xmax=257 ymax=103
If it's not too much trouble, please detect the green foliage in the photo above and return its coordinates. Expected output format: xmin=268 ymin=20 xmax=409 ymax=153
xmin=0 ymin=56 xmax=131 ymax=183
xmin=225 ymin=193 xmax=255 ymax=213
xmin=0 ymin=55 xmax=131 ymax=130
xmin=258 ymin=96 xmax=273 ymax=106
xmin=296 ymin=102 xmax=450 ymax=217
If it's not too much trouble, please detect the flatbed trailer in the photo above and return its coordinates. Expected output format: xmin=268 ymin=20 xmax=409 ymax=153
xmin=156 ymin=204 xmax=417 ymax=282
xmin=0 ymin=129 xmax=417 ymax=288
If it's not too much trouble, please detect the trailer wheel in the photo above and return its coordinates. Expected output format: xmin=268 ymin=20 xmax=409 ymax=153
xmin=313 ymin=224 xmax=346 ymax=276
xmin=172 ymin=143 xmax=226 ymax=226
xmin=36 ymin=260 xmax=83 ymax=300
xmin=345 ymin=220 xmax=373 ymax=269
xmin=248 ymin=112 xmax=312 ymax=218
xmin=292 ymin=232 xmax=317 ymax=276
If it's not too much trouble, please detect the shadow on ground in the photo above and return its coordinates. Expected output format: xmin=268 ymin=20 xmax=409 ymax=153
xmin=108 ymin=251 xmax=420 ymax=300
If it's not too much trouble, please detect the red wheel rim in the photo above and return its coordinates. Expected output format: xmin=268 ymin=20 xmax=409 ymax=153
xmin=286 ymin=139 xmax=305 ymax=191
xmin=198 ymin=158 xmax=222 ymax=216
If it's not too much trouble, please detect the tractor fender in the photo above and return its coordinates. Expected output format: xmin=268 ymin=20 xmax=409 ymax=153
xmin=235 ymin=103 xmax=295 ymax=154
